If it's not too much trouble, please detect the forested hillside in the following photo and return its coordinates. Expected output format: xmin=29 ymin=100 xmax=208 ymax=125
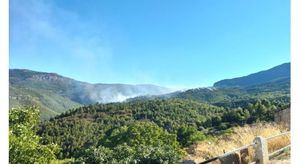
xmin=213 ymin=62 xmax=290 ymax=88
xmin=9 ymin=63 xmax=291 ymax=163
xmin=129 ymin=77 xmax=290 ymax=109
xmin=171 ymin=78 xmax=289 ymax=106
xmin=10 ymin=63 xmax=290 ymax=120
xmin=9 ymin=69 xmax=172 ymax=119
xmin=36 ymin=97 xmax=289 ymax=162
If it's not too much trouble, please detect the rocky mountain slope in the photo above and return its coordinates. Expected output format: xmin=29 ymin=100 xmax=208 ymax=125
xmin=9 ymin=69 xmax=172 ymax=119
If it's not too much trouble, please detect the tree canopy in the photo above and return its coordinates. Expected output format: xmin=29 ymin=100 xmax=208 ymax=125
xmin=9 ymin=106 xmax=59 ymax=163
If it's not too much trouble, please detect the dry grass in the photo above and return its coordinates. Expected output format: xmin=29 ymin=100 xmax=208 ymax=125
xmin=184 ymin=123 xmax=290 ymax=163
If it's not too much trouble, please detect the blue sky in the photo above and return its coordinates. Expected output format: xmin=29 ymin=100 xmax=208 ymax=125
xmin=10 ymin=0 xmax=290 ymax=89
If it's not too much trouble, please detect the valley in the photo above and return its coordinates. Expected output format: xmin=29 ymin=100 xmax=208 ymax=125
xmin=9 ymin=62 xmax=291 ymax=163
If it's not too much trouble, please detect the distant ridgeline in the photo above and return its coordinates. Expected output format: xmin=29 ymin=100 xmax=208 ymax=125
xmin=10 ymin=63 xmax=291 ymax=163
xmin=129 ymin=63 xmax=290 ymax=108
xmin=9 ymin=62 xmax=290 ymax=120
xmin=9 ymin=69 xmax=172 ymax=119
xmin=213 ymin=63 xmax=290 ymax=88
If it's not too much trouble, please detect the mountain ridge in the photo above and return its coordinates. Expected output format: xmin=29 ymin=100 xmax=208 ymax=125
xmin=128 ymin=62 xmax=290 ymax=106
xmin=9 ymin=62 xmax=290 ymax=119
xmin=213 ymin=62 xmax=290 ymax=88
xmin=9 ymin=69 xmax=173 ymax=119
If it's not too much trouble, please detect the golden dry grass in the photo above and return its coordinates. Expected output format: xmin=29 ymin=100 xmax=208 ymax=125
xmin=184 ymin=123 xmax=290 ymax=163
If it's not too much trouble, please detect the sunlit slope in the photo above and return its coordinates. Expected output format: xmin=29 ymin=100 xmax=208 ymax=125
xmin=9 ymin=69 xmax=172 ymax=119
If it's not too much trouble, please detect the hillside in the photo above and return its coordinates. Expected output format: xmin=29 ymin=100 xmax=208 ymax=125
xmin=9 ymin=85 xmax=82 ymax=119
xmin=10 ymin=63 xmax=290 ymax=120
xmin=10 ymin=63 xmax=291 ymax=163
xmin=213 ymin=63 xmax=290 ymax=88
xmin=129 ymin=77 xmax=290 ymax=109
xmin=37 ymin=99 xmax=222 ymax=159
xmin=172 ymin=78 xmax=290 ymax=106
xmin=9 ymin=69 xmax=172 ymax=119
xmin=37 ymin=97 xmax=289 ymax=162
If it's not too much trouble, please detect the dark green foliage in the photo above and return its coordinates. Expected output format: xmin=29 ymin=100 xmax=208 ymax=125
xmin=80 ymin=121 xmax=183 ymax=163
xmin=204 ymin=99 xmax=287 ymax=132
xmin=101 ymin=121 xmax=179 ymax=147
xmin=9 ymin=106 xmax=60 ymax=163
xmin=81 ymin=144 xmax=182 ymax=164
xmin=79 ymin=146 xmax=114 ymax=163
xmin=37 ymin=97 xmax=289 ymax=161
xmin=177 ymin=126 xmax=206 ymax=147
xmin=223 ymin=107 xmax=250 ymax=124
xmin=38 ymin=99 xmax=223 ymax=159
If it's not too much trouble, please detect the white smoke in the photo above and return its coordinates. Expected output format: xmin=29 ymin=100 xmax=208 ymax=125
xmin=74 ymin=83 xmax=174 ymax=104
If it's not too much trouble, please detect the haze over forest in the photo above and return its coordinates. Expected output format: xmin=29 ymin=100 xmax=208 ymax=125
xmin=9 ymin=0 xmax=290 ymax=163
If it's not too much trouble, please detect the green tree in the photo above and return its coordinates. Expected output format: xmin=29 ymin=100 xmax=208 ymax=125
xmin=177 ymin=126 xmax=206 ymax=147
xmin=9 ymin=106 xmax=59 ymax=163
xmin=82 ymin=121 xmax=184 ymax=163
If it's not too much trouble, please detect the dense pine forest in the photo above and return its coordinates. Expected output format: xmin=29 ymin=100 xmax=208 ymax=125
xmin=10 ymin=96 xmax=289 ymax=163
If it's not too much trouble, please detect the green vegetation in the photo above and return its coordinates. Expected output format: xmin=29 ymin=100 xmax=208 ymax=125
xmin=130 ymin=75 xmax=290 ymax=112
xmin=9 ymin=69 xmax=171 ymax=119
xmin=37 ymin=98 xmax=288 ymax=162
xmin=170 ymin=77 xmax=290 ymax=106
xmin=9 ymin=106 xmax=59 ymax=163
xmin=9 ymin=85 xmax=82 ymax=120
xmin=38 ymin=99 xmax=223 ymax=159
xmin=80 ymin=122 xmax=184 ymax=163
xmin=177 ymin=126 xmax=206 ymax=147
xmin=9 ymin=63 xmax=290 ymax=163
xmin=9 ymin=64 xmax=290 ymax=120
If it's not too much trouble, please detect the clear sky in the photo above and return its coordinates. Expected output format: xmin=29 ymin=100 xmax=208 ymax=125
xmin=10 ymin=0 xmax=290 ymax=89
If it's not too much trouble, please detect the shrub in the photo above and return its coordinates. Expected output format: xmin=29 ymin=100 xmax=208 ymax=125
xmin=177 ymin=126 xmax=206 ymax=147
xmin=9 ymin=107 xmax=60 ymax=163
xmin=80 ymin=121 xmax=184 ymax=163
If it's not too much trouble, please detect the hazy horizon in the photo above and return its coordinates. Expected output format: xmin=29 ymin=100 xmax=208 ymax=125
xmin=10 ymin=0 xmax=290 ymax=88
xmin=9 ymin=61 xmax=290 ymax=91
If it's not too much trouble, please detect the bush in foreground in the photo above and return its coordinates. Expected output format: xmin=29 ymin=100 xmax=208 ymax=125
xmin=9 ymin=107 xmax=59 ymax=163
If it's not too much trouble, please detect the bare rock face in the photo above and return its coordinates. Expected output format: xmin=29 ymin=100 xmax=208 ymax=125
xmin=31 ymin=74 xmax=62 ymax=81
